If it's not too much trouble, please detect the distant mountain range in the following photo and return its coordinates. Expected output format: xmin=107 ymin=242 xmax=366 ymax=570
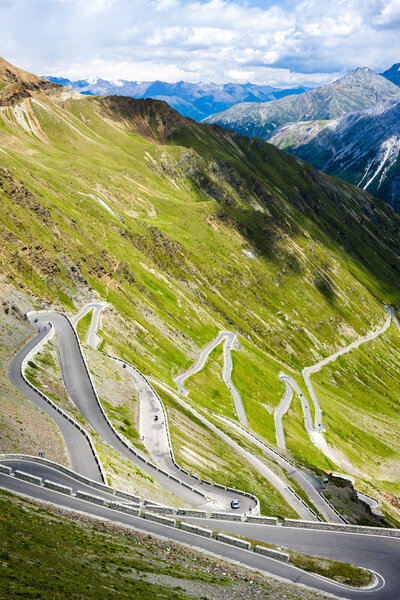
xmin=43 ymin=76 xmax=309 ymax=121
xmin=203 ymin=67 xmax=400 ymax=137
xmin=44 ymin=65 xmax=400 ymax=211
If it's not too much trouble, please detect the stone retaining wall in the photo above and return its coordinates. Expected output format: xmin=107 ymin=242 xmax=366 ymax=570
xmin=216 ymin=533 xmax=251 ymax=550
xmin=181 ymin=481 xmax=194 ymax=490
xmin=0 ymin=464 xmax=12 ymax=475
xmin=179 ymin=522 xmax=212 ymax=537
xmin=14 ymin=470 xmax=42 ymax=486
xmin=284 ymin=519 xmax=400 ymax=537
xmin=143 ymin=505 xmax=175 ymax=515
xmin=43 ymin=480 xmax=72 ymax=495
xmin=76 ymin=490 xmax=106 ymax=505
xmin=246 ymin=516 xmax=278 ymax=526
xmin=143 ymin=512 xmax=176 ymax=527
xmin=176 ymin=509 xmax=207 ymax=517
xmin=254 ymin=545 xmax=289 ymax=562
xmin=109 ymin=502 xmax=140 ymax=516
xmin=4 ymin=454 xmax=110 ymax=494
xmin=210 ymin=512 xmax=242 ymax=521
xmin=115 ymin=489 xmax=141 ymax=503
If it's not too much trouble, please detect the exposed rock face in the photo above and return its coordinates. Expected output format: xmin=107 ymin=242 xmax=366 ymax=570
xmin=267 ymin=100 xmax=400 ymax=211
xmin=0 ymin=56 xmax=62 ymax=106
xmin=381 ymin=62 xmax=400 ymax=87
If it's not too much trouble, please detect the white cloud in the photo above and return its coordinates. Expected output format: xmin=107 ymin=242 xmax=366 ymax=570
xmin=1 ymin=0 xmax=400 ymax=87
xmin=373 ymin=0 xmax=400 ymax=27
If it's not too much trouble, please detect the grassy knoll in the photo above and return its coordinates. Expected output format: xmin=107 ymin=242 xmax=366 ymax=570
xmin=218 ymin=531 xmax=373 ymax=588
xmin=231 ymin=339 xmax=284 ymax=444
xmin=76 ymin=308 xmax=93 ymax=343
xmin=283 ymin=391 xmax=336 ymax=472
xmin=84 ymin=347 xmax=147 ymax=455
xmin=181 ymin=343 xmax=236 ymax=419
xmin=290 ymin=552 xmax=373 ymax=587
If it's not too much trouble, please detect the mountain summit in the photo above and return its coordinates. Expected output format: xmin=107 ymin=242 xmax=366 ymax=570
xmin=203 ymin=67 xmax=400 ymax=138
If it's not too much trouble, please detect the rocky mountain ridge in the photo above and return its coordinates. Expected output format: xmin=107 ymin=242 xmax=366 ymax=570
xmin=0 ymin=57 xmax=62 ymax=106
xmin=381 ymin=63 xmax=400 ymax=87
xmin=267 ymin=99 xmax=400 ymax=211
xmin=203 ymin=67 xmax=400 ymax=138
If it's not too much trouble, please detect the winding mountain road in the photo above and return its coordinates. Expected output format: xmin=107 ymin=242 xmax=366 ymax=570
xmin=151 ymin=379 xmax=315 ymax=521
xmin=173 ymin=331 xmax=249 ymax=427
xmin=275 ymin=306 xmax=394 ymax=452
xmin=71 ymin=301 xmax=107 ymax=348
xmin=6 ymin=325 xmax=103 ymax=482
xmin=11 ymin=309 xmax=257 ymax=513
xmin=302 ymin=306 xmax=392 ymax=430
xmin=4 ymin=303 xmax=400 ymax=598
xmin=215 ymin=413 xmax=344 ymax=524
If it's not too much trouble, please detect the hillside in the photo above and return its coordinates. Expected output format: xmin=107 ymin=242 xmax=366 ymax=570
xmin=44 ymin=75 xmax=309 ymax=121
xmin=203 ymin=67 xmax=400 ymax=138
xmin=0 ymin=56 xmax=63 ymax=106
xmin=268 ymin=99 xmax=400 ymax=212
xmin=1 ymin=58 xmax=400 ymax=523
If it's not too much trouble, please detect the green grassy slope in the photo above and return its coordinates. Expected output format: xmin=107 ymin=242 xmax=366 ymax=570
xmin=157 ymin=385 xmax=297 ymax=518
xmin=181 ymin=343 xmax=236 ymax=418
xmin=0 ymin=66 xmax=400 ymax=506
xmin=312 ymin=322 xmax=400 ymax=485
xmin=76 ymin=308 xmax=93 ymax=342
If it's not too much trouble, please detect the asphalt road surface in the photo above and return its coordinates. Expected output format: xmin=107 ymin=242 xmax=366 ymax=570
xmin=216 ymin=413 xmax=343 ymax=524
xmin=152 ymin=380 xmax=314 ymax=520
xmin=71 ymin=302 xmax=107 ymax=348
xmin=6 ymin=325 xmax=102 ymax=482
xmin=0 ymin=471 xmax=395 ymax=600
xmin=274 ymin=307 xmax=393 ymax=454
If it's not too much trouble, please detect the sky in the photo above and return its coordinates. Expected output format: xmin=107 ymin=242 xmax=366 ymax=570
xmin=1 ymin=0 xmax=400 ymax=87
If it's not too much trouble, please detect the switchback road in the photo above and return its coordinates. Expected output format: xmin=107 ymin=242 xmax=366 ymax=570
xmin=173 ymin=331 xmax=249 ymax=427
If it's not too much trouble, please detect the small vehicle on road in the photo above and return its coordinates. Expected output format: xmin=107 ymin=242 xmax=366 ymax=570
xmin=231 ymin=498 xmax=240 ymax=509
xmin=154 ymin=415 xmax=158 ymax=422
